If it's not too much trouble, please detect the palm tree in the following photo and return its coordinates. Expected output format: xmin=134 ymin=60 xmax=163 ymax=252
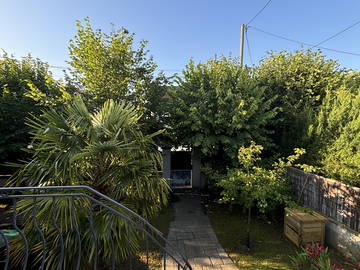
xmin=8 ymin=97 xmax=169 ymax=269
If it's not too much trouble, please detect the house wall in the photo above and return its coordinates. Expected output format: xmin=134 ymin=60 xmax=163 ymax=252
xmin=162 ymin=148 xmax=171 ymax=179
xmin=191 ymin=148 xmax=202 ymax=188
xmin=162 ymin=147 xmax=204 ymax=189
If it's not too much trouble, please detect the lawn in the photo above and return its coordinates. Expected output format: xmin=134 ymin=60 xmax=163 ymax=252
xmin=208 ymin=204 xmax=297 ymax=270
xmin=128 ymin=205 xmax=173 ymax=270
xmin=150 ymin=205 xmax=173 ymax=235
xmin=207 ymin=204 xmax=355 ymax=270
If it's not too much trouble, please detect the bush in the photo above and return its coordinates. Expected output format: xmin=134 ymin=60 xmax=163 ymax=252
xmin=215 ymin=141 xmax=305 ymax=250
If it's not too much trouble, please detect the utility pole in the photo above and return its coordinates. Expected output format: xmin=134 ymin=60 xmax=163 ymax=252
xmin=240 ymin=24 xmax=245 ymax=66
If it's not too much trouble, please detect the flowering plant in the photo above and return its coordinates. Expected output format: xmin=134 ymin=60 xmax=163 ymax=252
xmin=342 ymin=248 xmax=360 ymax=269
xmin=290 ymin=243 xmax=332 ymax=270
xmin=307 ymin=242 xmax=327 ymax=258
xmin=290 ymin=243 xmax=360 ymax=270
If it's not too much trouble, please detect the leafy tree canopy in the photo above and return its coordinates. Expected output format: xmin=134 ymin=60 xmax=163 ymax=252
xmin=256 ymin=49 xmax=346 ymax=156
xmin=68 ymin=18 xmax=172 ymax=141
xmin=308 ymin=78 xmax=360 ymax=186
xmin=170 ymin=57 xmax=277 ymax=166
xmin=0 ymin=52 xmax=71 ymax=168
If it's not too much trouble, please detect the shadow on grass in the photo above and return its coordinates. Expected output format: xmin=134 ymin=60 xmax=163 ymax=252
xmin=208 ymin=204 xmax=297 ymax=270
xmin=123 ymin=205 xmax=173 ymax=270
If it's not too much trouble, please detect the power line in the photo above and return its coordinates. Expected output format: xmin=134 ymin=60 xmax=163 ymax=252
xmin=312 ymin=19 xmax=360 ymax=48
xmin=160 ymin=69 xmax=181 ymax=72
xmin=248 ymin=25 xmax=360 ymax=56
xmin=249 ymin=26 xmax=313 ymax=46
xmin=247 ymin=0 xmax=272 ymax=25
xmin=49 ymin=65 xmax=68 ymax=69
xmin=49 ymin=65 xmax=182 ymax=72
xmin=245 ymin=30 xmax=253 ymax=66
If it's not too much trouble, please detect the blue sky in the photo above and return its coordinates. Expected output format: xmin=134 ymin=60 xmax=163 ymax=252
xmin=1 ymin=0 xmax=360 ymax=79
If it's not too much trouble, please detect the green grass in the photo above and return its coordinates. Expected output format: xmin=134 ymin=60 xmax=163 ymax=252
xmin=129 ymin=205 xmax=173 ymax=270
xmin=208 ymin=205 xmax=297 ymax=270
xmin=150 ymin=205 xmax=173 ymax=235
xmin=208 ymin=204 xmax=354 ymax=270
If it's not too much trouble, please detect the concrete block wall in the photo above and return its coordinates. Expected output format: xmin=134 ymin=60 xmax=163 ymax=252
xmin=325 ymin=218 xmax=360 ymax=254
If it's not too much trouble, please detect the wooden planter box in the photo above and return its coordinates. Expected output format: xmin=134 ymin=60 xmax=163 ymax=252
xmin=284 ymin=207 xmax=327 ymax=247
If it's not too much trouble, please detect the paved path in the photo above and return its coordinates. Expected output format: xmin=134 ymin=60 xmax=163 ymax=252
xmin=164 ymin=195 xmax=238 ymax=270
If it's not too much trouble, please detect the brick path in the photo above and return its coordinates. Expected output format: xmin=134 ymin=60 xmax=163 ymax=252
xmin=164 ymin=195 xmax=238 ymax=270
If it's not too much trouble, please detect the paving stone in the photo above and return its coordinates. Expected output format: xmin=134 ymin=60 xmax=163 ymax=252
xmin=221 ymin=257 xmax=234 ymax=265
xmin=209 ymin=255 xmax=224 ymax=265
xmin=202 ymin=265 xmax=223 ymax=270
xmin=168 ymin=234 xmax=177 ymax=240
xmin=164 ymin=195 xmax=238 ymax=270
xmin=220 ymin=264 xmax=239 ymax=270
xmin=202 ymin=248 xmax=219 ymax=257
xmin=193 ymin=232 xmax=211 ymax=239
xmin=177 ymin=232 xmax=194 ymax=240
xmin=217 ymin=250 xmax=229 ymax=259
xmin=192 ymin=257 xmax=212 ymax=266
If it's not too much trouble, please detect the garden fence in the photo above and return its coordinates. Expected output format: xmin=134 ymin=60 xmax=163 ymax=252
xmin=286 ymin=167 xmax=360 ymax=232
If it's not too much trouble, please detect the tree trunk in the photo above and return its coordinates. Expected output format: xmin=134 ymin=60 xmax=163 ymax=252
xmin=246 ymin=206 xmax=251 ymax=252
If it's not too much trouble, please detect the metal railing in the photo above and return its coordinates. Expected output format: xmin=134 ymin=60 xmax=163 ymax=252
xmin=0 ymin=186 xmax=192 ymax=270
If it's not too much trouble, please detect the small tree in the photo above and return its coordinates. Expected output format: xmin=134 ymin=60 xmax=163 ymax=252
xmin=217 ymin=142 xmax=305 ymax=250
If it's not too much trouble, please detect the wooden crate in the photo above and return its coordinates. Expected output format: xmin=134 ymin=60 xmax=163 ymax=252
xmin=284 ymin=207 xmax=327 ymax=247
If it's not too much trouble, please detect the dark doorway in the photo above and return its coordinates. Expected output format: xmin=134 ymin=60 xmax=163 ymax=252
xmin=171 ymin=151 xmax=191 ymax=170
xmin=170 ymin=151 xmax=191 ymax=187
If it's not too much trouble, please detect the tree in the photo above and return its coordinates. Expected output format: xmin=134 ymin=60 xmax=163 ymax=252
xmin=67 ymin=18 xmax=172 ymax=141
xmin=307 ymin=75 xmax=360 ymax=186
xmin=256 ymin=49 xmax=346 ymax=157
xmin=217 ymin=141 xmax=305 ymax=250
xmin=0 ymin=52 xmax=71 ymax=170
xmin=170 ymin=57 xmax=277 ymax=167
xmin=8 ymin=97 xmax=169 ymax=268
